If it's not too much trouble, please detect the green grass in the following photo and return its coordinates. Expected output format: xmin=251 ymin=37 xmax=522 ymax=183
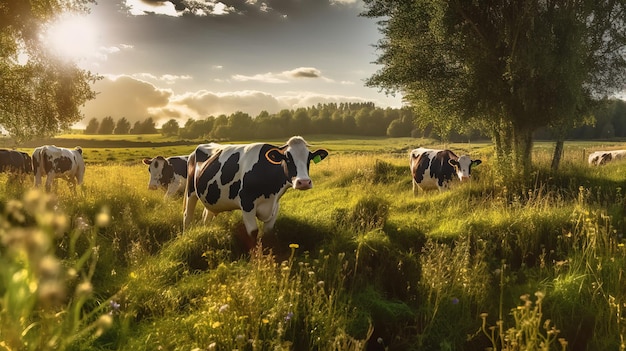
xmin=1 ymin=136 xmax=626 ymax=350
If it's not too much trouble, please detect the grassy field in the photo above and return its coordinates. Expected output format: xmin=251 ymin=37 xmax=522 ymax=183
xmin=1 ymin=135 xmax=626 ymax=351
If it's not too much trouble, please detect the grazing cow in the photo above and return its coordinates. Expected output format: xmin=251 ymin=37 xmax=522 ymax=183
xmin=33 ymin=145 xmax=85 ymax=192
xmin=184 ymin=136 xmax=328 ymax=249
xmin=0 ymin=149 xmax=32 ymax=174
xmin=142 ymin=155 xmax=189 ymax=197
xmin=410 ymin=147 xmax=482 ymax=194
xmin=588 ymin=150 xmax=626 ymax=166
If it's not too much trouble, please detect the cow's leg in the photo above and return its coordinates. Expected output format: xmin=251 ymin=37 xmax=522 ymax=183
xmin=183 ymin=193 xmax=198 ymax=232
xmin=261 ymin=202 xmax=280 ymax=234
xmin=412 ymin=180 xmax=419 ymax=196
xmin=201 ymin=208 xmax=213 ymax=224
xmin=241 ymin=211 xmax=260 ymax=247
xmin=45 ymin=173 xmax=54 ymax=192
xmin=165 ymin=182 xmax=178 ymax=198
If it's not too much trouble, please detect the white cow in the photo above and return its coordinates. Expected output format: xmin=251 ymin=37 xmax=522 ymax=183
xmin=142 ymin=155 xmax=189 ymax=197
xmin=32 ymin=145 xmax=85 ymax=192
xmin=410 ymin=147 xmax=481 ymax=194
xmin=184 ymin=136 xmax=328 ymax=250
xmin=588 ymin=150 xmax=626 ymax=166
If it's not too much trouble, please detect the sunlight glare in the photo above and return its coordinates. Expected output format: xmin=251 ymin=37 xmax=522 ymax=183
xmin=44 ymin=14 xmax=99 ymax=62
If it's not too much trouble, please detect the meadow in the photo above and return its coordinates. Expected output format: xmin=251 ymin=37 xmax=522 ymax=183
xmin=1 ymin=135 xmax=625 ymax=351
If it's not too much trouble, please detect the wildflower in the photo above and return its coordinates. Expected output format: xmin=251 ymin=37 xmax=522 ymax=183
xmin=262 ymin=318 xmax=269 ymax=324
xmin=219 ymin=304 xmax=229 ymax=313
xmin=317 ymin=280 xmax=325 ymax=288
xmin=208 ymin=342 xmax=217 ymax=350
xmin=451 ymin=297 xmax=459 ymax=305
xmin=289 ymin=243 xmax=299 ymax=249
xmin=211 ymin=321 xmax=222 ymax=328
xmin=76 ymin=281 xmax=93 ymax=297
xmin=377 ymin=337 xmax=384 ymax=344
xmin=284 ymin=312 xmax=294 ymax=322
xmin=96 ymin=207 xmax=111 ymax=227
xmin=109 ymin=300 xmax=121 ymax=315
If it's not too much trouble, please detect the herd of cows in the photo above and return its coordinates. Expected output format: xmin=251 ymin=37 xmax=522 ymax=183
xmin=1 ymin=138 xmax=625 ymax=249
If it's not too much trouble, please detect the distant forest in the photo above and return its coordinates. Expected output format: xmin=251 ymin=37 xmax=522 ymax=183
xmin=83 ymin=100 xmax=626 ymax=141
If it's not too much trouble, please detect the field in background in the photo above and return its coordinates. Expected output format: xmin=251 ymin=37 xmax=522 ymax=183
xmin=1 ymin=135 xmax=626 ymax=351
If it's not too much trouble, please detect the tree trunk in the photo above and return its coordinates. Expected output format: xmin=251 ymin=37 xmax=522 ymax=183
xmin=513 ymin=128 xmax=533 ymax=179
xmin=551 ymin=139 xmax=564 ymax=171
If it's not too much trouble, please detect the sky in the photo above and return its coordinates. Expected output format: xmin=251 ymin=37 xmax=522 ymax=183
xmin=44 ymin=0 xmax=405 ymax=128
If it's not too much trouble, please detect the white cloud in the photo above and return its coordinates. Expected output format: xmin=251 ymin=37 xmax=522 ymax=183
xmin=232 ymin=67 xmax=325 ymax=84
xmin=79 ymin=75 xmax=392 ymax=127
xmin=124 ymin=0 xmax=182 ymax=16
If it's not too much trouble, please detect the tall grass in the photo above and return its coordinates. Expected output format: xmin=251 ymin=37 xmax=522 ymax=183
xmin=2 ymin=139 xmax=626 ymax=350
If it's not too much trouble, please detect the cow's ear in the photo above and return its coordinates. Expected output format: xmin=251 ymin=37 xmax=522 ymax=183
xmin=472 ymin=159 xmax=482 ymax=166
xmin=265 ymin=148 xmax=285 ymax=165
xmin=310 ymin=149 xmax=329 ymax=164
xmin=448 ymin=159 xmax=459 ymax=167
xmin=142 ymin=158 xmax=152 ymax=165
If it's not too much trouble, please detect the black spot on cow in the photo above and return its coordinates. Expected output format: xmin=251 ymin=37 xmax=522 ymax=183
xmin=53 ymin=156 xmax=73 ymax=173
xmin=412 ymin=153 xmax=431 ymax=183
xmin=239 ymin=145 xmax=289 ymax=212
xmin=429 ymin=150 xmax=457 ymax=187
xmin=206 ymin=181 xmax=221 ymax=205
xmin=170 ymin=157 xmax=188 ymax=178
xmin=229 ymin=180 xmax=241 ymax=199
xmin=0 ymin=150 xmax=31 ymax=174
xmin=221 ymin=153 xmax=240 ymax=185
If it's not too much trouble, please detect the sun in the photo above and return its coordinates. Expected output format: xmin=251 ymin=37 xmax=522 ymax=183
xmin=44 ymin=14 xmax=99 ymax=62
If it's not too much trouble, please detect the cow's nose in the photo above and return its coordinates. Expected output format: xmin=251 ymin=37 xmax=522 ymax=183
xmin=294 ymin=178 xmax=312 ymax=190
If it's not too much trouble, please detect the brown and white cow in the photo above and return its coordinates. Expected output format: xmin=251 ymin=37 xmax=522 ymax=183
xmin=0 ymin=149 xmax=32 ymax=174
xmin=142 ymin=155 xmax=189 ymax=197
xmin=588 ymin=150 xmax=626 ymax=166
xmin=410 ymin=147 xmax=481 ymax=194
xmin=33 ymin=145 xmax=85 ymax=192
xmin=183 ymin=136 xmax=328 ymax=249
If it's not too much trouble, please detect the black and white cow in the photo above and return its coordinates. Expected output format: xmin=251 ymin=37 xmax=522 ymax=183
xmin=183 ymin=136 xmax=328 ymax=249
xmin=0 ymin=149 xmax=32 ymax=174
xmin=142 ymin=155 xmax=189 ymax=197
xmin=410 ymin=147 xmax=481 ymax=194
xmin=33 ymin=145 xmax=85 ymax=192
xmin=588 ymin=150 xmax=626 ymax=166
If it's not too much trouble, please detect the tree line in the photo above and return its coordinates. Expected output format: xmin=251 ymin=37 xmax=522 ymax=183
xmin=84 ymin=100 xmax=626 ymax=142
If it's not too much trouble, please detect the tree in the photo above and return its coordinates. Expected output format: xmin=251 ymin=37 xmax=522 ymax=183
xmin=114 ymin=117 xmax=131 ymax=135
xmin=161 ymin=119 xmax=179 ymax=137
xmin=0 ymin=0 xmax=99 ymax=144
xmin=362 ymin=0 xmax=626 ymax=178
xmin=84 ymin=118 xmax=99 ymax=134
xmin=98 ymin=116 xmax=115 ymax=134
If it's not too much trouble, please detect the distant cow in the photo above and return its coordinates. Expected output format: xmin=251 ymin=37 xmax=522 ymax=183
xmin=410 ymin=147 xmax=482 ymax=194
xmin=0 ymin=149 xmax=32 ymax=174
xmin=588 ymin=150 xmax=626 ymax=166
xmin=184 ymin=136 xmax=328 ymax=249
xmin=33 ymin=145 xmax=85 ymax=192
xmin=142 ymin=155 xmax=189 ymax=197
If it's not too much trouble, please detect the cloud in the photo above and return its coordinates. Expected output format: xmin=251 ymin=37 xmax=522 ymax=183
xmin=232 ymin=67 xmax=324 ymax=83
xmin=80 ymin=75 xmax=382 ymax=127
xmin=81 ymin=75 xmax=172 ymax=123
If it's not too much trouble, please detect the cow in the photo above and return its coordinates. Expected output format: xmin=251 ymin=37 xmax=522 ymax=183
xmin=142 ymin=155 xmax=189 ymax=197
xmin=410 ymin=147 xmax=482 ymax=194
xmin=183 ymin=136 xmax=328 ymax=250
xmin=0 ymin=149 xmax=32 ymax=174
xmin=588 ymin=150 xmax=626 ymax=166
xmin=33 ymin=145 xmax=85 ymax=192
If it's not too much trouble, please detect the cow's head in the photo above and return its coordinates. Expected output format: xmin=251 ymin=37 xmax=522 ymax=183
xmin=142 ymin=156 xmax=174 ymax=190
xmin=449 ymin=155 xmax=481 ymax=181
xmin=265 ymin=136 xmax=328 ymax=190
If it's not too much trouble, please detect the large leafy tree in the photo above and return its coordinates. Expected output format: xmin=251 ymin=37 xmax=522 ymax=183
xmin=362 ymin=0 xmax=626 ymax=177
xmin=0 ymin=0 xmax=98 ymax=144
